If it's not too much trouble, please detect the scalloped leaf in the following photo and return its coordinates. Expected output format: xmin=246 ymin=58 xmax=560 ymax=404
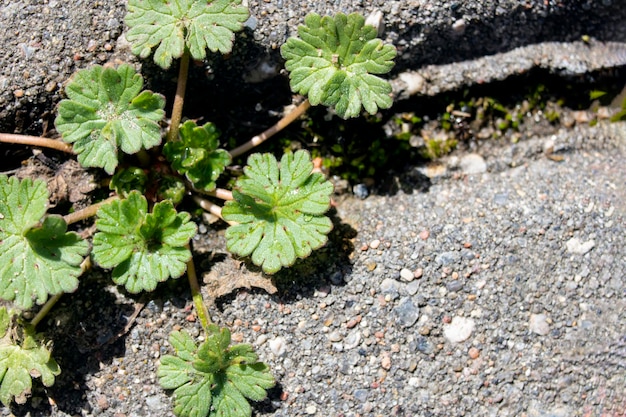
xmin=163 ymin=120 xmax=231 ymax=192
xmin=0 ymin=308 xmax=60 ymax=407
xmin=92 ymin=191 xmax=197 ymax=293
xmin=55 ymin=64 xmax=165 ymax=174
xmin=221 ymin=150 xmax=333 ymax=274
xmin=280 ymin=12 xmax=396 ymax=119
xmin=158 ymin=328 xmax=274 ymax=417
xmin=0 ymin=176 xmax=89 ymax=310
xmin=126 ymin=0 xmax=250 ymax=69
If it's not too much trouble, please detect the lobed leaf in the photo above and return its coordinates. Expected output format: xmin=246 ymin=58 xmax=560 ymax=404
xmin=0 ymin=308 xmax=60 ymax=407
xmin=280 ymin=12 xmax=396 ymax=119
xmin=163 ymin=120 xmax=231 ymax=192
xmin=0 ymin=176 xmax=89 ymax=310
xmin=92 ymin=191 xmax=197 ymax=293
xmin=158 ymin=328 xmax=274 ymax=417
xmin=55 ymin=65 xmax=165 ymax=174
xmin=221 ymin=150 xmax=334 ymax=274
xmin=126 ymin=0 xmax=250 ymax=69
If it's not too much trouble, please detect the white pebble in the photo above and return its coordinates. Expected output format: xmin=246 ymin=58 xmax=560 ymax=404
xmin=443 ymin=316 xmax=475 ymax=343
xmin=400 ymin=268 xmax=414 ymax=282
xmin=255 ymin=334 xmax=268 ymax=346
xmin=460 ymin=153 xmax=487 ymax=174
xmin=269 ymin=336 xmax=287 ymax=357
xmin=529 ymin=314 xmax=550 ymax=336
xmin=566 ymin=237 xmax=595 ymax=255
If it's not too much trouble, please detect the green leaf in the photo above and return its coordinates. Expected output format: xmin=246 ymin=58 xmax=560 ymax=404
xmin=0 ymin=308 xmax=60 ymax=406
xmin=92 ymin=191 xmax=197 ymax=293
xmin=226 ymin=363 xmax=274 ymax=402
xmin=55 ymin=65 xmax=165 ymax=174
xmin=0 ymin=176 xmax=89 ymax=310
xmin=109 ymin=166 xmax=149 ymax=197
xmin=210 ymin=377 xmax=251 ymax=417
xmin=158 ymin=328 xmax=274 ymax=417
xmin=589 ymin=90 xmax=607 ymax=100
xmin=126 ymin=0 xmax=250 ymax=69
xmin=221 ymin=150 xmax=333 ymax=274
xmin=157 ymin=175 xmax=187 ymax=205
xmin=163 ymin=120 xmax=231 ymax=192
xmin=280 ymin=12 xmax=396 ymax=119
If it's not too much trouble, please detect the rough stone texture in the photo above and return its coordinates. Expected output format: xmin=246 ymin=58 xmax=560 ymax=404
xmin=1 ymin=0 xmax=626 ymax=133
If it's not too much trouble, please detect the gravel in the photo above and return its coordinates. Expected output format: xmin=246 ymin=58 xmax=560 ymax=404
xmin=2 ymin=121 xmax=623 ymax=417
xmin=0 ymin=0 xmax=625 ymax=416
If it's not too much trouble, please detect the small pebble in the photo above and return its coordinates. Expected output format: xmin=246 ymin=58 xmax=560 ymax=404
xmin=381 ymin=354 xmax=391 ymax=370
xmin=344 ymin=330 xmax=362 ymax=350
xmin=529 ymin=313 xmax=550 ymax=336
xmin=443 ymin=316 xmax=475 ymax=343
xmin=566 ymin=237 xmax=595 ymax=255
xmin=393 ymin=297 xmax=420 ymax=328
xmin=446 ymin=279 xmax=464 ymax=292
xmin=269 ymin=336 xmax=287 ymax=357
xmin=460 ymin=153 xmax=487 ymax=174
xmin=400 ymin=268 xmax=414 ymax=282
xmin=353 ymin=183 xmax=369 ymax=199
xmin=305 ymin=405 xmax=317 ymax=415
xmin=369 ymin=239 xmax=381 ymax=249
xmin=328 ymin=331 xmax=343 ymax=342
xmin=419 ymin=230 xmax=430 ymax=240
xmin=346 ymin=315 xmax=361 ymax=328
xmin=468 ymin=347 xmax=480 ymax=359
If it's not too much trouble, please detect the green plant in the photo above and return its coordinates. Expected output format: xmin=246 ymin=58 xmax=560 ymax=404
xmin=158 ymin=326 xmax=274 ymax=417
xmin=0 ymin=2 xmax=396 ymax=415
xmin=281 ymin=12 xmax=396 ymax=119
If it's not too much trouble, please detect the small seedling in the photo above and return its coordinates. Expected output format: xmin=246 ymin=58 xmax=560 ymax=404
xmin=163 ymin=120 xmax=232 ymax=192
xmin=0 ymin=2 xmax=396 ymax=415
xmin=158 ymin=325 xmax=274 ymax=417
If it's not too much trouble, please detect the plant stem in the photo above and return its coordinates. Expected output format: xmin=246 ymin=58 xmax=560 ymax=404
xmin=186 ymin=243 xmax=212 ymax=332
xmin=63 ymin=196 xmax=119 ymax=225
xmin=192 ymin=195 xmax=238 ymax=226
xmin=30 ymin=294 xmax=62 ymax=328
xmin=230 ymin=98 xmax=311 ymax=158
xmin=166 ymin=49 xmax=190 ymax=143
xmin=0 ymin=133 xmax=74 ymax=154
xmin=204 ymin=187 xmax=233 ymax=201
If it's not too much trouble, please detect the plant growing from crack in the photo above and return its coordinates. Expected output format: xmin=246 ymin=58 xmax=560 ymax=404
xmin=0 ymin=2 xmax=395 ymax=415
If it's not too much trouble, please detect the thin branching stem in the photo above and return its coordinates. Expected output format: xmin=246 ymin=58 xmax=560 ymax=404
xmin=229 ymin=98 xmax=311 ymax=158
xmin=0 ymin=133 xmax=74 ymax=154
xmin=167 ymin=49 xmax=190 ymax=143
xmin=63 ymin=196 xmax=119 ymax=225
xmin=192 ymin=195 xmax=237 ymax=225
xmin=203 ymin=187 xmax=233 ymax=201
xmin=186 ymin=243 xmax=212 ymax=332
